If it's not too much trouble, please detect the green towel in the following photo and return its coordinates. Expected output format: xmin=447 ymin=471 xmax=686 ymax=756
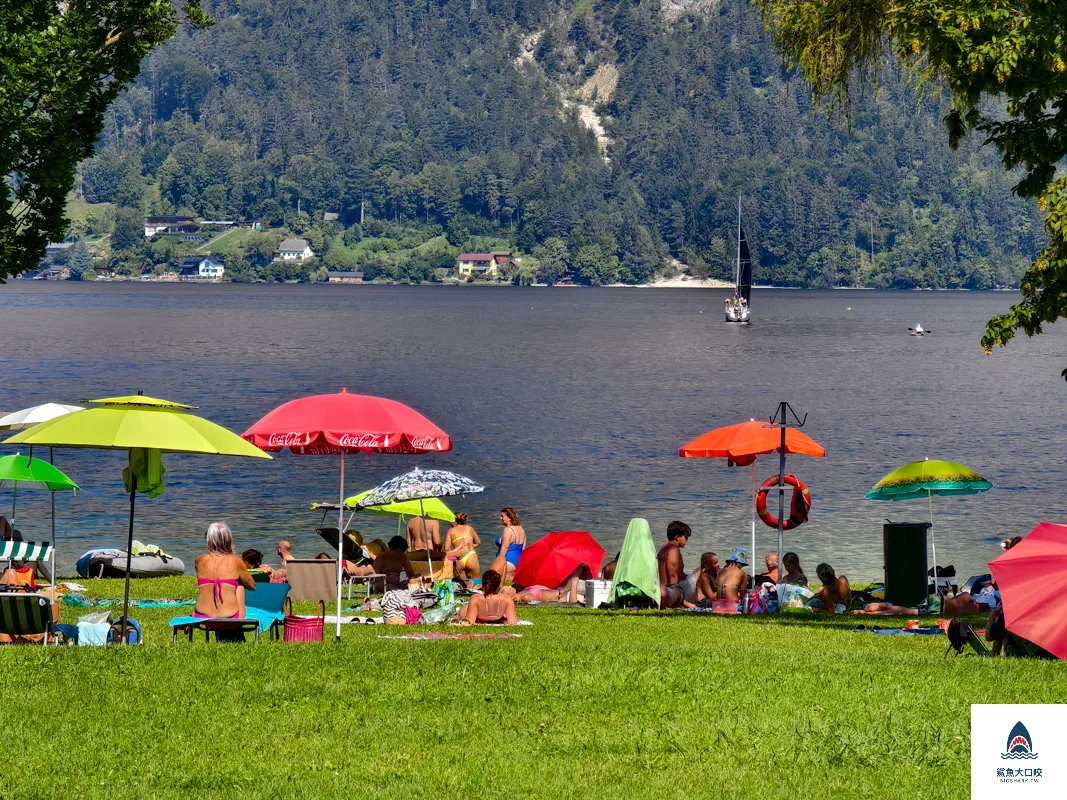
xmin=122 ymin=447 xmax=166 ymax=498
xmin=607 ymin=518 xmax=661 ymax=607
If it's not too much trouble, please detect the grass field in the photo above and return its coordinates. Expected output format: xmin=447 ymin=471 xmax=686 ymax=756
xmin=0 ymin=578 xmax=1062 ymax=799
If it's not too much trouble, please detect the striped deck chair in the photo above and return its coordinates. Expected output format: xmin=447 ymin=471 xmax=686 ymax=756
xmin=0 ymin=592 xmax=59 ymax=645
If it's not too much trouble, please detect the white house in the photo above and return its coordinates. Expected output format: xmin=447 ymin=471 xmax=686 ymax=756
xmin=177 ymin=256 xmax=225 ymax=281
xmin=145 ymin=215 xmax=195 ymax=238
xmin=277 ymin=238 xmax=314 ymax=261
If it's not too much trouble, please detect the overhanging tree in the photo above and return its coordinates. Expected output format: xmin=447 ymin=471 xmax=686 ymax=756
xmin=754 ymin=0 xmax=1067 ymax=375
xmin=1 ymin=1 xmax=211 ymax=281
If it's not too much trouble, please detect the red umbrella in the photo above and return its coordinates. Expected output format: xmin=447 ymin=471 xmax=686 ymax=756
xmin=243 ymin=388 xmax=451 ymax=639
xmin=989 ymin=522 xmax=1067 ymax=660
xmin=513 ymin=531 xmax=605 ymax=589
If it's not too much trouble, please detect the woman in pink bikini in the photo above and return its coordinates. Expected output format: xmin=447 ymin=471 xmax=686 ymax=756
xmin=194 ymin=522 xmax=256 ymax=619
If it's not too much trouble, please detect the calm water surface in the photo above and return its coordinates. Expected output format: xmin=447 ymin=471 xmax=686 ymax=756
xmin=1 ymin=282 xmax=1065 ymax=582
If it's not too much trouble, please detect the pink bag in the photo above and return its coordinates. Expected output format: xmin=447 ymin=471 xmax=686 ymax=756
xmin=404 ymin=606 xmax=422 ymax=625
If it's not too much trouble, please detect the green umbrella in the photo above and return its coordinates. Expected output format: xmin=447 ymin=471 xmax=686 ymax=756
xmin=4 ymin=393 xmax=270 ymax=633
xmin=345 ymin=491 xmax=455 ymax=523
xmin=0 ymin=454 xmax=80 ymax=601
xmin=866 ymin=458 xmax=992 ymax=603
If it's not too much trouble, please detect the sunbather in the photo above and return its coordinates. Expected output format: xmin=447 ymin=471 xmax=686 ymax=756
xmin=856 ymin=592 xmax=981 ymax=616
xmin=374 ymin=536 xmax=418 ymax=591
xmin=510 ymin=564 xmax=593 ymax=604
xmin=490 ymin=507 xmax=526 ymax=581
xmin=782 ymin=552 xmax=808 ymax=585
xmin=657 ymin=521 xmax=691 ymax=608
xmin=809 ymin=563 xmax=850 ymax=614
xmin=242 ymin=548 xmax=273 ymax=576
xmin=460 ymin=569 xmax=517 ymax=625
xmin=696 ymin=552 xmax=719 ymax=602
xmin=407 ymin=516 xmax=442 ymax=552
xmin=444 ymin=513 xmax=481 ymax=579
xmin=716 ymin=549 xmax=749 ymax=604
xmin=195 ymin=522 xmax=256 ymax=620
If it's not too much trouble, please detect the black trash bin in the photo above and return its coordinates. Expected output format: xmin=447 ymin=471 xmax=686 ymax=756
xmin=883 ymin=522 xmax=930 ymax=607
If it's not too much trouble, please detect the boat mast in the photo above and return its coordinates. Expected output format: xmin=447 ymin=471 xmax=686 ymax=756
xmin=735 ymin=194 xmax=742 ymax=295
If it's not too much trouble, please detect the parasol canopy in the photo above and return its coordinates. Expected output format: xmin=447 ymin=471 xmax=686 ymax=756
xmin=0 ymin=454 xmax=79 ymax=494
xmin=344 ymin=491 xmax=455 ymax=522
xmin=989 ymin=522 xmax=1067 ymax=660
xmin=355 ymin=468 xmax=483 ymax=509
xmin=0 ymin=403 xmax=84 ymax=431
xmin=865 ymin=459 xmax=992 ymax=501
xmin=242 ymin=389 xmax=451 ymax=455
xmin=513 ymin=531 xmax=604 ymax=590
xmin=679 ymin=419 xmax=825 ymax=466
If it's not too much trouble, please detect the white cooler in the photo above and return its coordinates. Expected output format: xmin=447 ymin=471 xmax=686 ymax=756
xmin=584 ymin=579 xmax=612 ymax=608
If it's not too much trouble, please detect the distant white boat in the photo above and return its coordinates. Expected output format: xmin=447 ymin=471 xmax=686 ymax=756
xmin=724 ymin=195 xmax=751 ymax=325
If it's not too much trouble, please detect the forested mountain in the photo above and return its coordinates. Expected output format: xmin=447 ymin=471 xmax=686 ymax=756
xmin=74 ymin=0 xmax=1044 ymax=287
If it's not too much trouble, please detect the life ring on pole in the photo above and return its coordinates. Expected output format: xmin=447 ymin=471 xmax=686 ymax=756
xmin=756 ymin=474 xmax=811 ymax=530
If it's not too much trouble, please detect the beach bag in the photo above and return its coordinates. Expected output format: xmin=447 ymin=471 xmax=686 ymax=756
xmin=433 ymin=579 xmax=455 ymax=607
xmin=109 ymin=617 xmax=141 ymax=645
xmin=777 ymin=583 xmax=814 ymax=612
xmin=283 ymin=598 xmax=324 ymax=643
xmin=404 ymin=606 xmax=423 ymax=625
xmin=420 ymin=601 xmax=459 ymax=624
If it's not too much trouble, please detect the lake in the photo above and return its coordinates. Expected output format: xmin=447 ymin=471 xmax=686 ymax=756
xmin=1 ymin=281 xmax=1064 ymax=583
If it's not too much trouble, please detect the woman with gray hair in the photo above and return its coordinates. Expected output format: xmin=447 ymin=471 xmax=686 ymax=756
xmin=195 ymin=522 xmax=256 ymax=620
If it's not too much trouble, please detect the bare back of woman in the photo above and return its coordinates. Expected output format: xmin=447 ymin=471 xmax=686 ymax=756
xmin=195 ymin=523 xmax=255 ymax=618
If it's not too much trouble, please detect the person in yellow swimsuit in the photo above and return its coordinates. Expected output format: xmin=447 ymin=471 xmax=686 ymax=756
xmin=444 ymin=513 xmax=481 ymax=581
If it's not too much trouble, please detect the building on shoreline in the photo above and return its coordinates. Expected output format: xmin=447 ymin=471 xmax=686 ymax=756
xmin=145 ymin=215 xmax=195 ymax=238
xmin=456 ymin=251 xmax=512 ymax=278
xmin=327 ymin=271 xmax=364 ymax=284
xmin=177 ymin=256 xmax=225 ymax=281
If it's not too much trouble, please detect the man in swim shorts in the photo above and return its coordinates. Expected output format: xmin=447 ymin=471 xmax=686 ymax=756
xmin=657 ymin=521 xmax=691 ymax=608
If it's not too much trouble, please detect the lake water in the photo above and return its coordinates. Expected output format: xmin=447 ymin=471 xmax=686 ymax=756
xmin=1 ymin=281 xmax=1065 ymax=582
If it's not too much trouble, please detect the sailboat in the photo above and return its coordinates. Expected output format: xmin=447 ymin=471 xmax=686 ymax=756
xmin=724 ymin=196 xmax=752 ymax=324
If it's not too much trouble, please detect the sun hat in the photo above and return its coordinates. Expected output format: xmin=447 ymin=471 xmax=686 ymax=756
xmin=726 ymin=547 xmax=748 ymax=566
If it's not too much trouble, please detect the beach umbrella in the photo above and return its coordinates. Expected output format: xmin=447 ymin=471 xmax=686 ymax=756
xmin=355 ymin=468 xmax=483 ymax=581
xmin=680 ymin=416 xmax=825 ymax=577
xmin=0 ymin=454 xmax=79 ymax=601
xmin=513 ymin=531 xmax=604 ymax=590
xmin=0 ymin=403 xmax=84 ymax=431
xmin=4 ymin=394 xmax=271 ymax=633
xmin=309 ymin=494 xmax=456 ymax=557
xmin=243 ymin=390 xmax=452 ymax=640
xmin=989 ymin=522 xmax=1067 ymax=660
xmin=866 ymin=458 xmax=992 ymax=603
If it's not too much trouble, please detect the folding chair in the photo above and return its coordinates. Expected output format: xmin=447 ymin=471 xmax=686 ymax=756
xmin=0 ymin=592 xmax=61 ymax=645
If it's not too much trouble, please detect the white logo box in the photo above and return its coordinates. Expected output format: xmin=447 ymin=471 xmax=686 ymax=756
xmin=972 ymin=704 xmax=1066 ymax=799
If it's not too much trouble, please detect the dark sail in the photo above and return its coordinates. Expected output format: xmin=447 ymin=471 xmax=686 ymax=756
xmin=738 ymin=224 xmax=752 ymax=304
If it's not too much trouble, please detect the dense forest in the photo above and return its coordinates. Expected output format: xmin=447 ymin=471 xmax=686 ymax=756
xmin=66 ymin=0 xmax=1044 ymax=287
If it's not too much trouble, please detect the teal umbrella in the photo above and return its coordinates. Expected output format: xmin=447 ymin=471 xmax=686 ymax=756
xmin=867 ymin=459 xmax=992 ymax=604
xmin=0 ymin=454 xmax=80 ymax=600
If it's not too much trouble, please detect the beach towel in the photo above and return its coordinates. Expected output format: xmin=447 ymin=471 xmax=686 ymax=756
xmin=607 ymin=518 xmax=660 ymax=608
xmin=378 ymin=632 xmax=522 ymax=640
xmin=63 ymin=594 xmax=191 ymax=608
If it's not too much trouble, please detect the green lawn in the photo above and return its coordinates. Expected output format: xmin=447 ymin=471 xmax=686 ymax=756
xmin=0 ymin=578 xmax=1061 ymax=798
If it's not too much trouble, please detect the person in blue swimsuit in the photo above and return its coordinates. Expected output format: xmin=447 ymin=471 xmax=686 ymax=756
xmin=492 ymin=507 xmax=526 ymax=581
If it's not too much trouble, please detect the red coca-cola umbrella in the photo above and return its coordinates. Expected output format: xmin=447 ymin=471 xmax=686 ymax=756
xmin=989 ymin=522 xmax=1067 ymax=660
xmin=243 ymin=388 xmax=451 ymax=639
xmin=513 ymin=531 xmax=605 ymax=590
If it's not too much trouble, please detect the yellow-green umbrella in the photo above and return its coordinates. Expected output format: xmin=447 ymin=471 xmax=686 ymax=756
xmin=4 ymin=393 xmax=270 ymax=631
xmin=344 ymin=490 xmax=455 ymax=523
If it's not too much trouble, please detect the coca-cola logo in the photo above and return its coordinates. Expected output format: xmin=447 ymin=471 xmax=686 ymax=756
xmin=337 ymin=433 xmax=387 ymax=448
xmin=408 ymin=436 xmax=444 ymax=450
xmin=267 ymin=432 xmax=308 ymax=447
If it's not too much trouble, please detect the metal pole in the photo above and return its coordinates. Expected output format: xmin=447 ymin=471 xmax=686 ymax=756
xmin=777 ymin=404 xmax=786 ymax=593
xmin=928 ymin=488 xmax=937 ymax=608
xmin=335 ymin=451 xmax=345 ymax=642
xmin=50 ymin=491 xmax=56 ymax=603
xmin=421 ymin=498 xmax=432 ymax=582
xmin=120 ymin=484 xmax=136 ymax=644
xmin=750 ymin=461 xmax=756 ymax=579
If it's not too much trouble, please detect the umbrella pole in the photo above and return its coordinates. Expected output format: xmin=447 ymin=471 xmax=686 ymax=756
xmin=120 ymin=485 xmax=136 ymax=644
xmin=336 ymin=452 xmax=345 ymax=642
xmin=928 ymin=489 xmax=937 ymax=609
xmin=777 ymin=415 xmax=786 ymax=596
xmin=50 ymin=491 xmax=56 ymax=603
xmin=421 ymin=498 xmax=432 ymax=582
xmin=750 ymin=461 xmax=756 ymax=579
xmin=11 ymin=481 xmax=16 ymax=525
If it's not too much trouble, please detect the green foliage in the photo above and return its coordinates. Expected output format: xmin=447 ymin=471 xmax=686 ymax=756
xmin=754 ymin=0 xmax=1067 ymax=372
xmin=0 ymin=1 xmax=212 ymax=281
xmin=533 ymin=237 xmax=570 ymax=284
xmin=112 ymin=206 xmax=144 ymax=251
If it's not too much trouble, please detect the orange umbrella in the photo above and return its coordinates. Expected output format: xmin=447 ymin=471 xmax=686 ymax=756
xmin=679 ymin=420 xmax=825 ymax=463
xmin=679 ymin=417 xmax=825 ymax=577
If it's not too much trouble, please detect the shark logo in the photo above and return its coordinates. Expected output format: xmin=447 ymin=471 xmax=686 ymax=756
xmin=1002 ymin=721 xmax=1038 ymax=760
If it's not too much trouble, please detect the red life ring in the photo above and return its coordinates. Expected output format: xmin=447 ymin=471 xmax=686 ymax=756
xmin=756 ymin=474 xmax=811 ymax=530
